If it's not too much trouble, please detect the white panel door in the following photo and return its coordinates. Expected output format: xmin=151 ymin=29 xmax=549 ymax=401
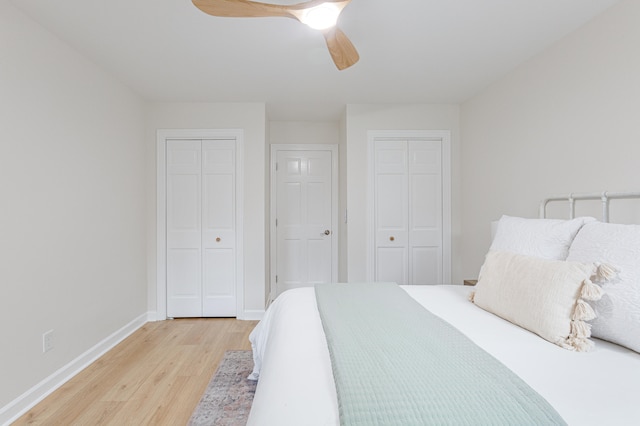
xmin=166 ymin=140 xmax=202 ymax=316
xmin=166 ymin=139 xmax=237 ymax=317
xmin=202 ymin=140 xmax=236 ymax=316
xmin=374 ymin=141 xmax=408 ymax=285
xmin=408 ymin=140 xmax=443 ymax=284
xmin=275 ymin=150 xmax=333 ymax=295
xmin=374 ymin=139 xmax=443 ymax=285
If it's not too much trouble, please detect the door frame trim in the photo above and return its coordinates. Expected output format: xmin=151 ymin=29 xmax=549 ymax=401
xmin=269 ymin=144 xmax=339 ymax=302
xmin=156 ymin=129 xmax=244 ymax=320
xmin=366 ymin=130 xmax=451 ymax=284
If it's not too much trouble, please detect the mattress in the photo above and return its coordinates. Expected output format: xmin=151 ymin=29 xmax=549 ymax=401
xmin=247 ymin=285 xmax=640 ymax=425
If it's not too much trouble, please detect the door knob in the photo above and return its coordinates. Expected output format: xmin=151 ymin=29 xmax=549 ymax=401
xmin=216 ymin=237 xmax=221 ymax=242
xmin=390 ymin=236 xmax=395 ymax=241
xmin=324 ymin=230 xmax=331 ymax=235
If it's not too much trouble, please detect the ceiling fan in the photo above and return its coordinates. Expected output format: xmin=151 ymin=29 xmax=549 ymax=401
xmin=192 ymin=0 xmax=359 ymax=70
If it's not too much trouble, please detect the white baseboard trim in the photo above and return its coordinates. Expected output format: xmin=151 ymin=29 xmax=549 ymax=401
xmin=241 ymin=310 xmax=265 ymax=321
xmin=147 ymin=309 xmax=262 ymax=321
xmin=0 ymin=312 xmax=151 ymax=426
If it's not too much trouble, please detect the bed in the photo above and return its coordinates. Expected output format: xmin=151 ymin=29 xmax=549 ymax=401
xmin=247 ymin=192 xmax=640 ymax=425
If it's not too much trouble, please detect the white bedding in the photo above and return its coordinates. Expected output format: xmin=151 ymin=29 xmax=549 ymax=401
xmin=248 ymin=285 xmax=640 ymax=425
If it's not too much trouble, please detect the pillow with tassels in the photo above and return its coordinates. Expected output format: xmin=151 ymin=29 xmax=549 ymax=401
xmin=470 ymin=250 xmax=614 ymax=352
xmin=567 ymin=221 xmax=640 ymax=352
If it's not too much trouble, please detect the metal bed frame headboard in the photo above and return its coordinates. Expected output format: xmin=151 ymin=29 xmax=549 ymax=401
xmin=539 ymin=191 xmax=640 ymax=222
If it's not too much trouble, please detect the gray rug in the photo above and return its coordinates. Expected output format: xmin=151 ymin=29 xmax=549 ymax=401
xmin=189 ymin=350 xmax=257 ymax=426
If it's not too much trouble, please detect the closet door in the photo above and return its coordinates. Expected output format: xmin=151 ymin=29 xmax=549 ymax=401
xmin=374 ymin=141 xmax=409 ymax=285
xmin=408 ymin=140 xmax=443 ymax=285
xmin=373 ymin=139 xmax=443 ymax=285
xmin=166 ymin=140 xmax=202 ymax=316
xmin=202 ymin=140 xmax=236 ymax=316
xmin=166 ymin=139 xmax=237 ymax=317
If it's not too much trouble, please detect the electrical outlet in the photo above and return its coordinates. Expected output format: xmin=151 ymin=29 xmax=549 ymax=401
xmin=43 ymin=330 xmax=54 ymax=353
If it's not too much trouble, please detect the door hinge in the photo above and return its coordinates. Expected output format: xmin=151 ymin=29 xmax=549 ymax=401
xmin=275 ymin=275 xmax=278 ymax=283
xmin=275 ymin=162 xmax=278 ymax=171
xmin=275 ymin=218 xmax=278 ymax=227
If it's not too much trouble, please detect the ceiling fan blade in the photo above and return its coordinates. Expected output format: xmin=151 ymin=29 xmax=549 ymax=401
xmin=192 ymin=0 xmax=293 ymax=19
xmin=323 ymin=27 xmax=359 ymax=70
xmin=192 ymin=0 xmax=339 ymax=19
xmin=192 ymin=0 xmax=351 ymax=19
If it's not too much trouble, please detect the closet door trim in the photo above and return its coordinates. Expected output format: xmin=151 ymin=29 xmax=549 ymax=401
xmin=366 ymin=130 xmax=451 ymax=284
xmin=157 ymin=129 xmax=244 ymax=320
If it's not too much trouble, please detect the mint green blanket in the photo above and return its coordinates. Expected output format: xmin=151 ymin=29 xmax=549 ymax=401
xmin=315 ymin=283 xmax=566 ymax=425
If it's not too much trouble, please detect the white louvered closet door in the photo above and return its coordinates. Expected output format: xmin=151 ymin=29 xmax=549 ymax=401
xmin=374 ymin=139 xmax=443 ymax=285
xmin=166 ymin=139 xmax=237 ymax=317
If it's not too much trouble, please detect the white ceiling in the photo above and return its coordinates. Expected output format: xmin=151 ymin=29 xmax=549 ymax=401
xmin=11 ymin=0 xmax=621 ymax=120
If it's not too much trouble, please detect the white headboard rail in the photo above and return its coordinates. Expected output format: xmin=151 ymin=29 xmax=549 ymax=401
xmin=539 ymin=191 xmax=640 ymax=222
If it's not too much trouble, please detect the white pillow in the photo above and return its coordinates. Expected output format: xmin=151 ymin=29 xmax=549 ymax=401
xmin=471 ymin=250 xmax=605 ymax=352
xmin=567 ymin=222 xmax=640 ymax=353
xmin=490 ymin=215 xmax=595 ymax=260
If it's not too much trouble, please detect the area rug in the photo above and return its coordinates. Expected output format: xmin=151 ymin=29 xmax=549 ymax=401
xmin=188 ymin=350 xmax=256 ymax=426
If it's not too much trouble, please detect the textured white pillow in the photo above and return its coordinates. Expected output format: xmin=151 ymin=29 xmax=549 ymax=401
xmin=471 ymin=250 xmax=604 ymax=351
xmin=490 ymin=215 xmax=595 ymax=260
xmin=567 ymin=222 xmax=640 ymax=353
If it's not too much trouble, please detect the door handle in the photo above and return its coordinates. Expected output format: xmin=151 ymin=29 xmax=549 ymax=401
xmin=324 ymin=230 xmax=331 ymax=235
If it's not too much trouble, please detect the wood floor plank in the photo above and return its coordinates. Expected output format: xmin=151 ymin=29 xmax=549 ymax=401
xmin=69 ymin=401 xmax=125 ymax=426
xmin=13 ymin=319 xmax=257 ymax=425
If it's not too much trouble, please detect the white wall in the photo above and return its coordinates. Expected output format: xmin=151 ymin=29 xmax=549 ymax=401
xmin=460 ymin=0 xmax=640 ymax=279
xmin=0 ymin=0 xmax=146 ymax=417
xmin=344 ymin=104 xmax=462 ymax=283
xmin=146 ymin=102 xmax=267 ymax=317
xmin=269 ymin=121 xmax=340 ymax=146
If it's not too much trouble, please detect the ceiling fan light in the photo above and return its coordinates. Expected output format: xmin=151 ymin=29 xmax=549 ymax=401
xmin=300 ymin=3 xmax=340 ymax=30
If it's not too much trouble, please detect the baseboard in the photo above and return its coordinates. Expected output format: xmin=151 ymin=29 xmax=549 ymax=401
xmin=241 ymin=310 xmax=265 ymax=321
xmin=0 ymin=312 xmax=151 ymax=426
xmin=149 ymin=309 xmax=262 ymax=321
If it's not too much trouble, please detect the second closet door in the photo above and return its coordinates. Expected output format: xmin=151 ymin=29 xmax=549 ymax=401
xmin=374 ymin=139 xmax=443 ymax=285
xmin=166 ymin=139 xmax=237 ymax=317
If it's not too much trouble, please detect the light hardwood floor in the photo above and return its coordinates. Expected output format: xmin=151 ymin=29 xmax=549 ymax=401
xmin=14 ymin=319 xmax=258 ymax=425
